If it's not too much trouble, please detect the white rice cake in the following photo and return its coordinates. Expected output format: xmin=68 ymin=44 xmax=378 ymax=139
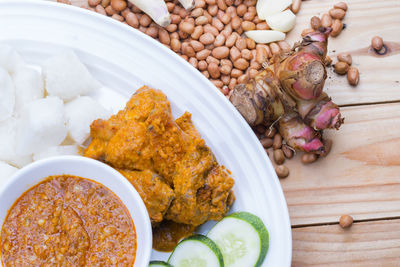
xmin=65 ymin=96 xmax=110 ymax=144
xmin=12 ymin=66 xmax=44 ymax=116
xmin=0 ymin=44 xmax=24 ymax=74
xmin=42 ymin=50 xmax=101 ymax=101
xmin=16 ymin=96 xmax=68 ymax=155
xmin=0 ymin=68 xmax=15 ymax=122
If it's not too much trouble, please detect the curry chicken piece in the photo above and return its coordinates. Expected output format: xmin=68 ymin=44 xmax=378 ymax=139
xmin=84 ymin=86 xmax=235 ymax=247
xmin=118 ymin=169 xmax=174 ymax=225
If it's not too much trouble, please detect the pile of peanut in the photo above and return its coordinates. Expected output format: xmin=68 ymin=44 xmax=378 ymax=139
xmin=78 ymin=0 xmax=301 ymax=96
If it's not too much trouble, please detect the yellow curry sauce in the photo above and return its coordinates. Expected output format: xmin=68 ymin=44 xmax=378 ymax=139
xmin=0 ymin=175 xmax=136 ymax=266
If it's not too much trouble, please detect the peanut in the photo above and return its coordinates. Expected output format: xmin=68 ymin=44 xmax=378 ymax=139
xmin=231 ymin=68 xmax=242 ymax=78
xmin=196 ymin=49 xmax=211 ymax=60
xmin=334 ymin=61 xmax=349 ymax=75
xmin=260 ymin=138 xmax=273 ymax=148
xmin=347 ymin=67 xmax=359 ymax=86
xmin=291 ymin=0 xmax=302 ymax=14
xmin=273 ymin=133 xmax=282 ymax=149
xmin=159 ymin=28 xmax=170 ymax=45
xmin=371 ymin=36 xmax=384 ymax=51
xmin=337 ymin=53 xmax=352 ymax=65
xmin=171 ymin=39 xmax=182 ymax=53
xmin=321 ymin=13 xmax=332 ymax=28
xmin=212 ymin=46 xmax=230 ymax=59
xmin=242 ymin=21 xmax=256 ymax=31
xmin=214 ymin=34 xmax=226 ymax=47
xmin=111 ymin=0 xmax=126 ymax=12
xmin=199 ymin=32 xmax=215 ymax=45
xmin=273 ymin=149 xmax=285 ymax=165
xmin=95 ymin=5 xmax=107 ymax=16
xmin=256 ymin=22 xmax=269 ymax=30
xmin=331 ymin=19 xmax=343 ymax=37
xmin=265 ymin=127 xmax=276 ymax=138
xmin=329 ymin=8 xmax=346 ymax=20
xmin=310 ymin=16 xmax=321 ymax=30
xmin=282 ymin=145 xmax=294 ymax=159
xmin=301 ymin=153 xmax=317 ymax=164
xmin=228 ymin=78 xmax=237 ymax=90
xmin=233 ymin=58 xmax=249 ymax=70
xmin=256 ymin=46 xmax=268 ymax=64
xmin=275 ymin=165 xmax=289 ymax=178
xmin=88 ymin=0 xmax=101 ymax=7
xmin=339 ymin=215 xmax=353 ymax=228
xmin=334 ymin=2 xmax=348 ymax=11
xmin=198 ymin=60 xmax=208 ymax=71
xmin=208 ymin=62 xmax=221 ymax=78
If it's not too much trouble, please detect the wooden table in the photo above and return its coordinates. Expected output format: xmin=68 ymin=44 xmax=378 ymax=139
xmin=65 ymin=0 xmax=400 ymax=265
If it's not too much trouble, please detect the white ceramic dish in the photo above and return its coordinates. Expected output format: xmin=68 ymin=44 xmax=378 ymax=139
xmin=0 ymin=0 xmax=292 ymax=265
xmin=0 ymin=156 xmax=152 ymax=266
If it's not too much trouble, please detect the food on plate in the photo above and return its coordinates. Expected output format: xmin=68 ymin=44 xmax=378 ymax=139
xmin=0 ymin=161 xmax=18 ymax=188
xmin=0 ymin=68 xmax=15 ymax=122
xmin=64 ymin=96 xmax=110 ymax=144
xmin=0 ymin=175 xmax=137 ymax=266
xmin=230 ymin=28 xmax=342 ymax=154
xmin=84 ymin=86 xmax=235 ymax=250
xmin=207 ymin=212 xmax=269 ymax=267
xmin=168 ymin=235 xmax=224 ymax=267
xmin=152 ymin=211 xmax=269 ymax=266
xmin=16 ymin=97 xmax=68 ymax=155
xmin=12 ymin=66 xmax=44 ymax=115
xmin=42 ymin=50 xmax=101 ymax=101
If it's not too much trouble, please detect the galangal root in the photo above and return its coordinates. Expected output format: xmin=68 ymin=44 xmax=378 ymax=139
xmin=230 ymin=27 xmax=343 ymax=155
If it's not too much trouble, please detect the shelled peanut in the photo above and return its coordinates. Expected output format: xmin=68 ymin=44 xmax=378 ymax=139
xmin=84 ymin=0 xmax=294 ymax=96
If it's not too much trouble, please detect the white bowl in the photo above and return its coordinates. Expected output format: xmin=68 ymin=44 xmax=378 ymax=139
xmin=0 ymin=155 xmax=152 ymax=266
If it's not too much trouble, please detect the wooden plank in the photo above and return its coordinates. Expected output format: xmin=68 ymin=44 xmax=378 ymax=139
xmin=286 ymin=0 xmax=400 ymax=106
xmin=275 ymin=102 xmax=400 ymax=226
xmin=292 ymin=219 xmax=400 ymax=266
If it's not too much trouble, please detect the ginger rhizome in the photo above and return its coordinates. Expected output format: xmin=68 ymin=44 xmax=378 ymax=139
xmin=230 ymin=28 xmax=343 ymax=154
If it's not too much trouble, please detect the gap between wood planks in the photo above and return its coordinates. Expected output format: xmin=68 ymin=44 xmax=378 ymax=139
xmin=339 ymin=99 xmax=400 ymax=108
xmin=292 ymin=215 xmax=400 ymax=229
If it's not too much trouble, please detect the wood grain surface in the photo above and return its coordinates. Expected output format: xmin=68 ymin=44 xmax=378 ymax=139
xmin=58 ymin=0 xmax=400 ymax=264
xmin=292 ymin=219 xmax=400 ymax=266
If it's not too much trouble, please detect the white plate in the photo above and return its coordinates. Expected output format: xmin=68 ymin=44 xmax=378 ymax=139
xmin=0 ymin=0 xmax=292 ymax=266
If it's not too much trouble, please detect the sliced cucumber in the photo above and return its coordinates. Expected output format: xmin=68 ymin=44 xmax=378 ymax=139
xmin=149 ymin=261 xmax=172 ymax=267
xmin=207 ymin=212 xmax=269 ymax=267
xmin=168 ymin=234 xmax=224 ymax=267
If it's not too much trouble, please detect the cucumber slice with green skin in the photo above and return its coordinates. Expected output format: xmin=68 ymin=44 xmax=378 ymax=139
xmin=207 ymin=212 xmax=269 ymax=267
xmin=168 ymin=234 xmax=224 ymax=267
xmin=149 ymin=261 xmax=173 ymax=267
